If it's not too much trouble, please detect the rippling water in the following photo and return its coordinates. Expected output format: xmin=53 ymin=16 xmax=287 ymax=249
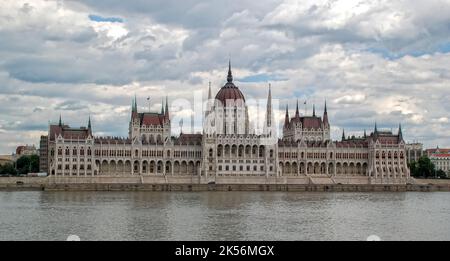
xmin=0 ymin=191 xmax=449 ymax=241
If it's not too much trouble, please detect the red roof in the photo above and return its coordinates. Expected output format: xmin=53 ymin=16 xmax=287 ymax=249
xmin=174 ymin=133 xmax=202 ymax=145
xmin=49 ymin=125 xmax=90 ymax=141
xmin=427 ymin=148 xmax=450 ymax=154
xmin=290 ymin=116 xmax=323 ymax=129
xmin=336 ymin=140 xmax=368 ymax=148
xmin=215 ymin=82 xmax=246 ymax=106
xmin=431 ymin=154 xmax=450 ymax=158
xmin=135 ymin=112 xmax=167 ymax=126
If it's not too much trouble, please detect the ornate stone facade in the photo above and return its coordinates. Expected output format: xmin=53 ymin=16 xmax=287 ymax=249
xmin=42 ymin=63 xmax=410 ymax=184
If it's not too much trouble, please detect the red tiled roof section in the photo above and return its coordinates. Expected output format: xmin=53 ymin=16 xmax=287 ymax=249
xmin=431 ymin=154 xmax=450 ymax=157
xmin=427 ymin=148 xmax=450 ymax=154
xmin=49 ymin=125 xmax=90 ymax=141
xmin=336 ymin=140 xmax=369 ymax=148
xmin=175 ymin=133 xmax=203 ymax=145
xmin=140 ymin=113 xmax=166 ymax=126
xmin=215 ymin=82 xmax=246 ymax=106
xmin=290 ymin=116 xmax=323 ymax=129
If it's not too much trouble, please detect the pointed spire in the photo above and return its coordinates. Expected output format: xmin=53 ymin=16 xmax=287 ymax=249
xmin=161 ymin=98 xmax=164 ymax=114
xmin=284 ymin=104 xmax=290 ymax=128
xmin=227 ymin=59 xmax=233 ymax=83
xmin=342 ymin=129 xmax=345 ymax=141
xmin=295 ymin=99 xmax=300 ymax=118
xmin=165 ymin=95 xmax=169 ymax=120
xmin=208 ymin=81 xmax=212 ymax=99
xmin=323 ymin=100 xmax=329 ymax=126
xmin=88 ymin=115 xmax=91 ymax=129
xmin=373 ymin=122 xmax=378 ymax=140
xmin=364 ymin=129 xmax=367 ymax=138
xmin=59 ymin=114 xmax=62 ymax=127
xmin=312 ymin=104 xmax=316 ymax=117
xmin=134 ymin=94 xmax=137 ymax=112
xmin=266 ymin=84 xmax=272 ymax=127
xmin=398 ymin=123 xmax=403 ymax=141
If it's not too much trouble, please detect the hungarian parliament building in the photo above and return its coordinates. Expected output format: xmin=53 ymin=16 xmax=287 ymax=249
xmin=39 ymin=63 xmax=410 ymax=184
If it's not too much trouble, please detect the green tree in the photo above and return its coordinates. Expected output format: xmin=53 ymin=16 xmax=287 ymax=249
xmin=416 ymin=156 xmax=436 ymax=178
xmin=29 ymin=155 xmax=39 ymax=173
xmin=437 ymin=169 xmax=448 ymax=179
xmin=0 ymin=163 xmax=17 ymax=176
xmin=408 ymin=161 xmax=418 ymax=177
xmin=15 ymin=155 xmax=39 ymax=174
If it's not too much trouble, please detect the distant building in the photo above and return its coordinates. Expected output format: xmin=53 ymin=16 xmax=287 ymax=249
xmin=405 ymin=143 xmax=424 ymax=164
xmin=426 ymin=147 xmax=450 ymax=157
xmin=15 ymin=145 xmax=38 ymax=157
xmin=428 ymin=147 xmax=450 ymax=177
xmin=39 ymin=136 xmax=48 ymax=173
xmin=0 ymin=155 xmax=14 ymax=166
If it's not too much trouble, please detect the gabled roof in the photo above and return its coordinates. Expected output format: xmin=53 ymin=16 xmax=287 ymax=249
xmin=290 ymin=115 xmax=323 ymax=129
xmin=49 ymin=125 xmax=90 ymax=141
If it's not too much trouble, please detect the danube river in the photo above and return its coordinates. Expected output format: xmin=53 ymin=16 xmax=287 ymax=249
xmin=1 ymin=191 xmax=449 ymax=241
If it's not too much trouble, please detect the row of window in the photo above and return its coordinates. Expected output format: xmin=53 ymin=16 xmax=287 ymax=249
xmin=55 ymin=148 xmax=202 ymax=159
xmin=217 ymin=165 xmax=271 ymax=172
xmin=57 ymin=164 xmax=92 ymax=170
xmin=57 ymin=158 xmax=92 ymax=162
xmin=375 ymin=151 xmax=404 ymax=159
xmin=278 ymin=152 xmax=369 ymax=160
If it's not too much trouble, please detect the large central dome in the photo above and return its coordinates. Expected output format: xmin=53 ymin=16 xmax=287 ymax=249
xmin=215 ymin=61 xmax=245 ymax=105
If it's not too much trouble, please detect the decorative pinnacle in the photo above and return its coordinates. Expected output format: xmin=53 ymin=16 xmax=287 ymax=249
xmin=227 ymin=59 xmax=233 ymax=83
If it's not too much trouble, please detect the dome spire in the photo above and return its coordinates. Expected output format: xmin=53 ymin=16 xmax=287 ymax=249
xmin=227 ymin=59 xmax=233 ymax=83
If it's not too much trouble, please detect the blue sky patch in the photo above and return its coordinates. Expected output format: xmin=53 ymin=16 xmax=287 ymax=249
xmin=89 ymin=14 xmax=123 ymax=23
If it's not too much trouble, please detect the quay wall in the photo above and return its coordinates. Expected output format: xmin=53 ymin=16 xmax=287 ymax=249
xmin=0 ymin=176 xmax=449 ymax=192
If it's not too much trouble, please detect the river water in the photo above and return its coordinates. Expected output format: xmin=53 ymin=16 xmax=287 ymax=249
xmin=0 ymin=191 xmax=449 ymax=241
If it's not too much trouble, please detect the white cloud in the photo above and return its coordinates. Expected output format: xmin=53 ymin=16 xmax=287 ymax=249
xmin=0 ymin=0 xmax=450 ymax=153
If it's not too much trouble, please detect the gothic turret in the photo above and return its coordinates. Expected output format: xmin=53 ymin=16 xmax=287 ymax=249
xmin=266 ymin=84 xmax=272 ymax=127
xmin=284 ymin=104 xmax=290 ymax=128
xmin=398 ymin=123 xmax=403 ymax=142
xmin=323 ymin=100 xmax=329 ymax=127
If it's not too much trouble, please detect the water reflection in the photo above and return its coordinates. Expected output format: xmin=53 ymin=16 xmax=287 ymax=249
xmin=0 ymin=191 xmax=449 ymax=240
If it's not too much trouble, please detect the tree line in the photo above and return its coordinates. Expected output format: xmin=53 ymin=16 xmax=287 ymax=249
xmin=0 ymin=155 xmax=39 ymax=176
xmin=408 ymin=156 xmax=448 ymax=179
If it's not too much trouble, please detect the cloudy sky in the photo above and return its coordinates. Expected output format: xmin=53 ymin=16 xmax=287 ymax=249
xmin=1 ymin=0 xmax=450 ymax=154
